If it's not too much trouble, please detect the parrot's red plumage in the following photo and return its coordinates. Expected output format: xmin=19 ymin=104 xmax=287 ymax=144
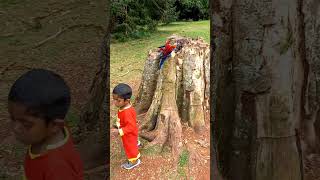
xmin=159 ymin=40 xmax=176 ymax=69
xmin=160 ymin=40 xmax=176 ymax=56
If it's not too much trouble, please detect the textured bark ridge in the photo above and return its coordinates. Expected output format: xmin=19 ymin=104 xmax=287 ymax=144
xmin=136 ymin=35 xmax=210 ymax=160
xmin=210 ymin=0 xmax=320 ymax=179
xmin=75 ymin=28 xmax=110 ymax=174
xmin=301 ymin=0 xmax=320 ymax=179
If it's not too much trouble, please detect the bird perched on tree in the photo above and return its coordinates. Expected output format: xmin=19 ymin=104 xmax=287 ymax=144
xmin=158 ymin=40 xmax=176 ymax=69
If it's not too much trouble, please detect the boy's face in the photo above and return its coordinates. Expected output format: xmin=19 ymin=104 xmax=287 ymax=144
xmin=8 ymin=102 xmax=54 ymax=145
xmin=112 ymin=94 xmax=129 ymax=108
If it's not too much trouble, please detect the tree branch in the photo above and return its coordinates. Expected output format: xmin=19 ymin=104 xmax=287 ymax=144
xmin=0 ymin=62 xmax=17 ymax=76
xmin=116 ymin=68 xmax=143 ymax=77
xmin=33 ymin=24 xmax=106 ymax=48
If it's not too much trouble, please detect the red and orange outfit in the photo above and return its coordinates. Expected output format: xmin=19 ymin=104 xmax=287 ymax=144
xmin=23 ymin=127 xmax=84 ymax=180
xmin=117 ymin=106 xmax=140 ymax=162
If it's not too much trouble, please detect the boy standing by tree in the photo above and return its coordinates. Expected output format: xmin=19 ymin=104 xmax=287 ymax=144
xmin=7 ymin=69 xmax=83 ymax=180
xmin=111 ymin=83 xmax=141 ymax=170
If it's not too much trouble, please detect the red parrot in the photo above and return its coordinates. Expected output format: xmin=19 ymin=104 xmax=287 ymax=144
xmin=159 ymin=40 xmax=176 ymax=69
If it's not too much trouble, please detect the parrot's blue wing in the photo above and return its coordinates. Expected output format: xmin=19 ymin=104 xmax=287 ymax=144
xmin=159 ymin=54 xmax=171 ymax=69
xmin=159 ymin=56 xmax=166 ymax=69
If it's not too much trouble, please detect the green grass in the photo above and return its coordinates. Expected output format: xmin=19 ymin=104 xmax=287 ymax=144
xmin=110 ymin=20 xmax=209 ymax=87
xmin=177 ymin=149 xmax=189 ymax=178
xmin=177 ymin=167 xmax=187 ymax=178
xmin=140 ymin=144 xmax=163 ymax=156
xmin=158 ymin=21 xmax=209 ymax=42
xmin=178 ymin=149 xmax=189 ymax=167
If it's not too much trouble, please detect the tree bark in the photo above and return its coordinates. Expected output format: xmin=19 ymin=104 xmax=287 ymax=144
xmin=301 ymin=0 xmax=320 ymax=153
xmin=75 ymin=31 xmax=109 ymax=172
xmin=75 ymin=2 xmax=110 ymax=177
xmin=134 ymin=51 xmax=160 ymax=114
xmin=301 ymin=0 xmax=320 ymax=178
xmin=212 ymin=0 xmax=311 ymax=179
xmin=139 ymin=50 xmax=183 ymax=161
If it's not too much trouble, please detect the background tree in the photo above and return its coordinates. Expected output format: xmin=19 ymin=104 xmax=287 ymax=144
xmin=176 ymin=0 xmax=209 ymax=21
xmin=111 ymin=0 xmax=209 ymax=40
xmin=212 ymin=0 xmax=320 ymax=180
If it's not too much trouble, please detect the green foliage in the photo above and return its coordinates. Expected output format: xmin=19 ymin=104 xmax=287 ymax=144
xmin=111 ymin=0 xmax=208 ymax=41
xmin=176 ymin=0 xmax=209 ymax=21
xmin=111 ymin=0 xmax=161 ymax=40
xmin=177 ymin=149 xmax=189 ymax=178
xmin=156 ymin=0 xmax=178 ymax=24
xmin=179 ymin=149 xmax=189 ymax=167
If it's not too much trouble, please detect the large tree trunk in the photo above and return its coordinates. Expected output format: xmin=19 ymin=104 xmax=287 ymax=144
xmin=210 ymin=0 xmax=317 ymax=179
xmin=74 ymin=2 xmax=110 ymax=178
xmin=75 ymin=32 xmax=108 ymax=175
xmin=136 ymin=36 xmax=210 ymax=160
xmin=301 ymin=0 xmax=320 ymax=179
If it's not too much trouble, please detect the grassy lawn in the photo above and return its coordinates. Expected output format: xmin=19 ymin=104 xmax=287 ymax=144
xmin=110 ymin=20 xmax=210 ymax=90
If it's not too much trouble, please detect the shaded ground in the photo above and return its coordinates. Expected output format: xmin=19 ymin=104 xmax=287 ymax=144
xmin=0 ymin=0 xmax=106 ymax=179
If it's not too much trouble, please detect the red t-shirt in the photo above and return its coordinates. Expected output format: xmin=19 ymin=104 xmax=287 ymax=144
xmin=118 ymin=106 xmax=140 ymax=160
xmin=118 ymin=106 xmax=138 ymax=136
xmin=23 ymin=127 xmax=83 ymax=180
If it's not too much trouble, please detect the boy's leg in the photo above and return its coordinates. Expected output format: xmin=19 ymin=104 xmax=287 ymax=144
xmin=121 ymin=134 xmax=141 ymax=169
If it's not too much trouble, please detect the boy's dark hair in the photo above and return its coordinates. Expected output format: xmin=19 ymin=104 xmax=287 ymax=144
xmin=112 ymin=83 xmax=132 ymax=100
xmin=8 ymin=69 xmax=71 ymax=122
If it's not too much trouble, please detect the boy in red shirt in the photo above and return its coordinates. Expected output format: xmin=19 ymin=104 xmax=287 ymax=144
xmin=7 ymin=69 xmax=84 ymax=180
xmin=111 ymin=83 xmax=141 ymax=169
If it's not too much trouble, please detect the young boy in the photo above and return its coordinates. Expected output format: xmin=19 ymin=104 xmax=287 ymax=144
xmin=111 ymin=83 xmax=141 ymax=170
xmin=7 ymin=69 xmax=84 ymax=180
